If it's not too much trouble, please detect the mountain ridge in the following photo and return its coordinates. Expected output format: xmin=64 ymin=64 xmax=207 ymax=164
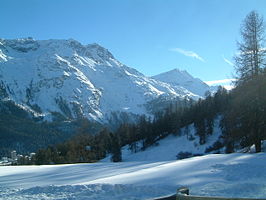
xmin=0 ymin=38 xmax=214 ymax=123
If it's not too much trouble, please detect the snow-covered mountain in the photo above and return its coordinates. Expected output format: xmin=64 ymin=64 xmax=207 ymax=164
xmin=0 ymin=38 xmax=212 ymax=122
xmin=152 ymin=68 xmax=217 ymax=97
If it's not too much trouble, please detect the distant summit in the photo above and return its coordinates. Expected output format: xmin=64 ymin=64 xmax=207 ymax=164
xmin=152 ymin=68 xmax=217 ymax=97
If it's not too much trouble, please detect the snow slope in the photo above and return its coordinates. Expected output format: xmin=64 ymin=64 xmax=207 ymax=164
xmin=0 ymin=38 xmax=206 ymax=123
xmin=101 ymin=117 xmax=222 ymax=162
xmin=104 ymin=120 xmax=222 ymax=162
xmin=1 ymin=153 xmax=266 ymax=199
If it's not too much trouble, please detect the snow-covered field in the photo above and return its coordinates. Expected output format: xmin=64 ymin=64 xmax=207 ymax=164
xmin=1 ymin=153 xmax=266 ymax=199
xmin=1 ymin=126 xmax=266 ymax=200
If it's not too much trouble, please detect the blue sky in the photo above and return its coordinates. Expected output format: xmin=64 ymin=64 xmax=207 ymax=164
xmin=1 ymin=0 xmax=266 ymax=83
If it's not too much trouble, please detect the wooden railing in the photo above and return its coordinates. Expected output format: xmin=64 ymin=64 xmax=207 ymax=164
xmin=152 ymin=187 xmax=266 ymax=200
xmin=153 ymin=194 xmax=176 ymax=200
xmin=176 ymin=187 xmax=266 ymax=200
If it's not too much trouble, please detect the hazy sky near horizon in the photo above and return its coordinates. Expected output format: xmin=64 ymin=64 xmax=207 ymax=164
xmin=1 ymin=0 xmax=266 ymax=84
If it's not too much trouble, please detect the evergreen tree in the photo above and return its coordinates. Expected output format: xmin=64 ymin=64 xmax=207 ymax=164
xmin=233 ymin=11 xmax=266 ymax=152
xmin=110 ymin=133 xmax=122 ymax=162
xmin=234 ymin=10 xmax=266 ymax=84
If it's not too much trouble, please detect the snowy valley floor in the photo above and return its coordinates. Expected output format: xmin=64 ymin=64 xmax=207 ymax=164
xmin=0 ymin=153 xmax=266 ymax=199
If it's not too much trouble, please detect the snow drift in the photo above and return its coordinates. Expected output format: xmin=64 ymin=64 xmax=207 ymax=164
xmin=1 ymin=153 xmax=266 ymax=199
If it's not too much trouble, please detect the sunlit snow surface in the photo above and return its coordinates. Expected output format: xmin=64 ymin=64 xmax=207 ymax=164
xmin=1 ymin=153 xmax=266 ymax=199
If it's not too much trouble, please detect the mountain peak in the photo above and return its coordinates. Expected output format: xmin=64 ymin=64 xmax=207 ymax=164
xmin=86 ymin=43 xmax=114 ymax=60
xmin=167 ymin=68 xmax=192 ymax=78
xmin=152 ymin=68 xmax=194 ymax=84
xmin=152 ymin=68 xmax=214 ymax=97
xmin=171 ymin=68 xmax=184 ymax=72
xmin=0 ymin=38 xmax=115 ymax=62
xmin=0 ymin=37 xmax=40 ymax=53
